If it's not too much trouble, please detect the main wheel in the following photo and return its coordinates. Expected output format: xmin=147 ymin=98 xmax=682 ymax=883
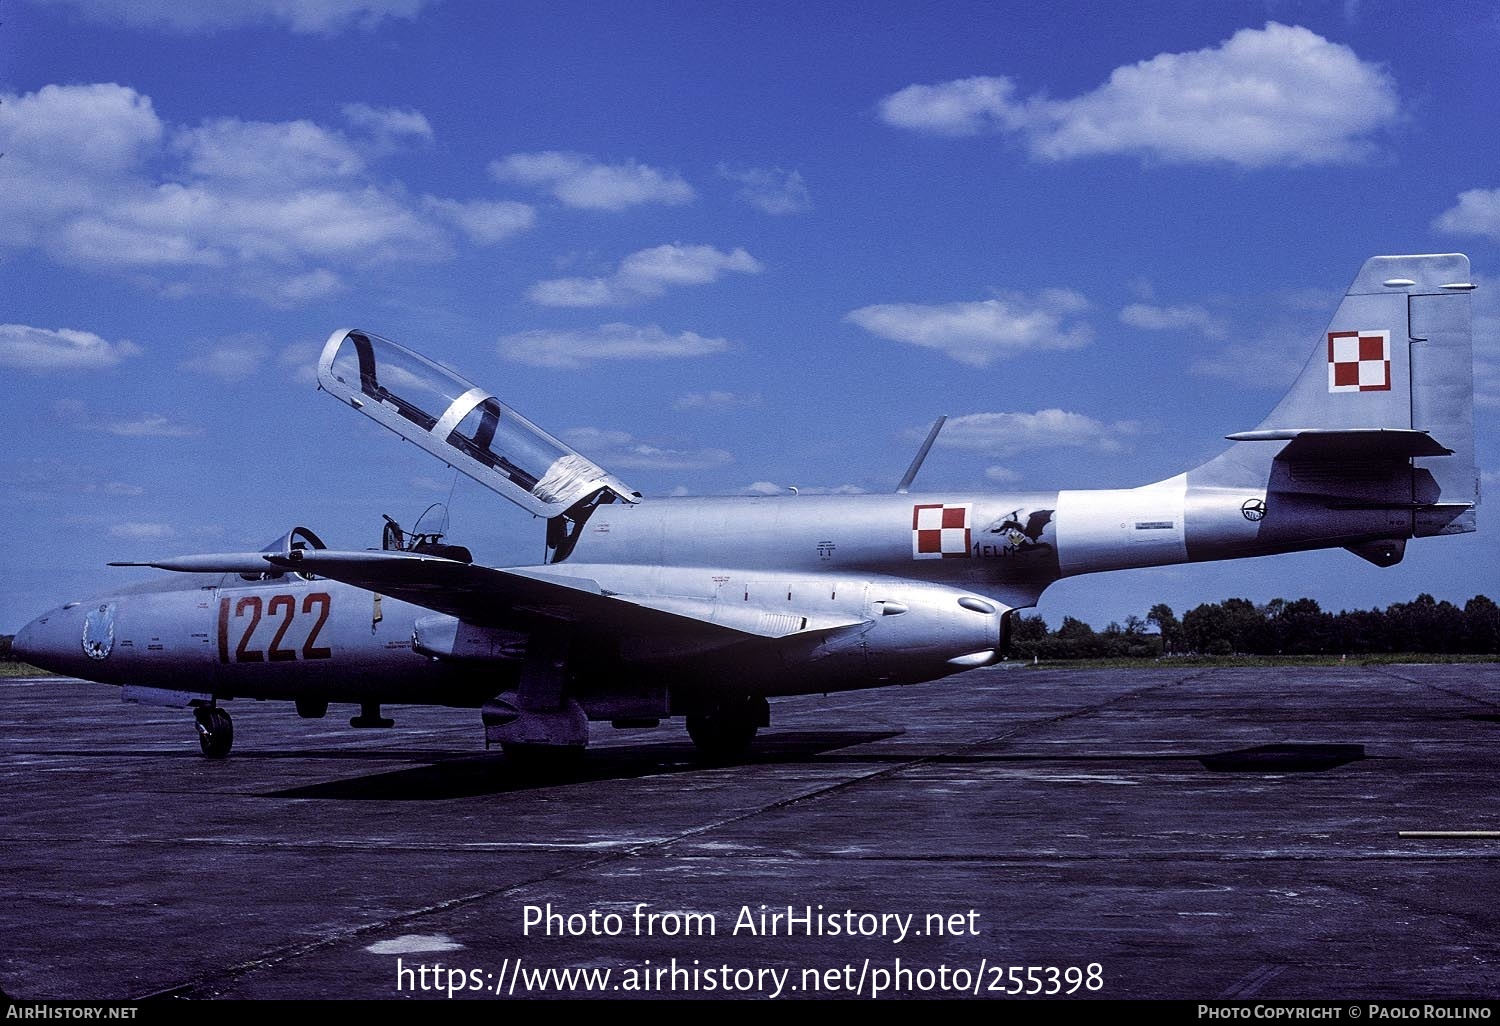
xmin=686 ymin=697 xmax=766 ymax=762
xmin=194 ymin=707 xmax=233 ymax=758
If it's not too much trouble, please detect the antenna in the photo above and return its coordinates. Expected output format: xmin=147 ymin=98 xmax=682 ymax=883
xmin=895 ymin=415 xmax=947 ymax=494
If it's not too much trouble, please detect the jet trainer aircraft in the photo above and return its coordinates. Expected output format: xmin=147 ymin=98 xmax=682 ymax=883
xmin=13 ymin=254 xmax=1479 ymax=761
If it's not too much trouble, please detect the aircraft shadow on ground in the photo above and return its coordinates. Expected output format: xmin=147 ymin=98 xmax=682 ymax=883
xmin=838 ymin=742 xmax=1369 ymax=774
xmin=260 ymin=738 xmax=1366 ymax=801
xmin=262 ymin=730 xmax=904 ymax=800
xmin=28 ymin=747 xmax=491 ymax=762
xmin=29 ymin=737 xmax=1367 ymax=800
xmin=1194 ymin=742 xmax=1367 ymax=772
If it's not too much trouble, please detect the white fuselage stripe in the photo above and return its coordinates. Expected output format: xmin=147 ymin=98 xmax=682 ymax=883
xmin=1055 ymin=474 xmax=1189 ymax=577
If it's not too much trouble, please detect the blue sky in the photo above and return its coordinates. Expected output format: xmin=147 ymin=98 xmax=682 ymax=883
xmin=3 ymin=0 xmax=1498 ymax=633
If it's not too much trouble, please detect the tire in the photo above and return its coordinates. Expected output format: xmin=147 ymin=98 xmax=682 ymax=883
xmin=686 ymin=705 xmax=761 ymax=762
xmin=196 ymin=707 xmax=233 ymax=759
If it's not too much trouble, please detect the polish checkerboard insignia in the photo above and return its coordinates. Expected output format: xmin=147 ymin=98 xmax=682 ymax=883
xmin=912 ymin=503 xmax=971 ymax=559
xmin=1327 ymin=330 xmax=1390 ymax=393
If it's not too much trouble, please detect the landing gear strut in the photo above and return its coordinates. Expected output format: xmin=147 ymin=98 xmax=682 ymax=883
xmin=194 ymin=706 xmax=233 ymax=758
xmin=686 ymin=695 xmax=768 ymax=762
xmin=350 ymin=702 xmax=395 ymax=728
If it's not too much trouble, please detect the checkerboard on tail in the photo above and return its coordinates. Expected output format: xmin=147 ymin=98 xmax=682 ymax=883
xmin=1327 ymin=330 xmax=1391 ymax=392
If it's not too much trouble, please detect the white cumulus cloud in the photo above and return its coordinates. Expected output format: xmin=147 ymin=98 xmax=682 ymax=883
xmin=562 ymin=428 xmax=733 ymax=471
xmin=242 ymin=268 xmax=347 ymax=307
xmin=500 ymin=323 xmax=730 ymax=369
xmin=719 ymin=165 xmax=812 ymax=215
xmin=34 ymin=0 xmax=433 ymax=34
xmin=1120 ymin=303 xmax=1227 ymax=338
xmin=0 ymin=82 xmax=162 ymax=174
xmin=1433 ymin=189 xmax=1500 ymax=243
xmin=54 ymin=399 xmax=200 ymax=438
xmin=279 ymin=343 xmax=323 ymax=386
xmin=880 ymin=76 xmax=1028 ymax=137
xmin=490 ymin=151 xmax=695 ymax=211
xmin=936 ymin=410 xmax=1140 ymax=454
xmin=879 ymin=23 xmax=1400 ymax=167
xmin=109 ymin=522 xmax=176 ymax=540
xmin=529 ymin=244 xmax=762 ymax=307
xmin=1192 ymin=329 xmax=1310 ymax=387
xmin=175 ymin=118 xmax=366 ymax=183
xmin=674 ymin=391 xmax=762 ymax=410
xmin=422 ymin=197 xmax=536 ymax=245
xmin=0 ymin=325 xmax=142 ymax=371
xmin=179 ymin=335 xmax=271 ymax=382
xmin=847 ymin=289 xmax=1091 ymax=366
xmin=0 ymin=82 xmax=525 ymax=306
xmin=341 ymin=102 xmax=434 ymax=147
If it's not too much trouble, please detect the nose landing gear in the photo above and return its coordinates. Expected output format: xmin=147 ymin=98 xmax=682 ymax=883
xmin=193 ymin=706 xmax=234 ymax=758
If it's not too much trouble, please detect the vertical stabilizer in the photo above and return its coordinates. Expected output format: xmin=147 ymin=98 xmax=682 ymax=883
xmin=1253 ymin=254 xmax=1473 ymax=439
xmin=1184 ymin=255 xmax=1476 ymax=564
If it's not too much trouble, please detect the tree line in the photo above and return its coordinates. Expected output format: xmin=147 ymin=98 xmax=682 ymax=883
xmin=1007 ymin=594 xmax=1500 ymax=660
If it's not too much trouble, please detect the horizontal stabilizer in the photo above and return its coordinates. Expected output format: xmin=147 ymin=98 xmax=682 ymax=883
xmin=1328 ymin=501 xmax=1474 ymax=512
xmin=1225 ymin=428 xmax=1453 ymax=460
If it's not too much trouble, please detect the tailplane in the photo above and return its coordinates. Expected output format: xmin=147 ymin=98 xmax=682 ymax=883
xmin=1188 ymin=254 xmax=1477 ymax=565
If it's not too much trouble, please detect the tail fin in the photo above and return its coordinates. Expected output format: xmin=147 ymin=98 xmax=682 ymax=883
xmin=1190 ymin=254 xmax=1477 ymax=563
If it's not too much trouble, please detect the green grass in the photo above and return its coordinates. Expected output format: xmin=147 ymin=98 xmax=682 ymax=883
xmin=1012 ymin=652 xmax=1500 ymax=670
xmin=0 ymin=662 xmax=56 ymax=678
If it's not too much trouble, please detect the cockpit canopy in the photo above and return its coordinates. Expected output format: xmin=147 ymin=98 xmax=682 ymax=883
xmin=260 ymin=525 xmax=328 ymax=556
xmin=317 ymin=329 xmax=639 ymax=519
xmin=241 ymin=525 xmax=328 ymax=581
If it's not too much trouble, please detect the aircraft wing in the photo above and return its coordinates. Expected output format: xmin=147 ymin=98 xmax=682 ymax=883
xmin=266 ymin=550 xmax=868 ymax=640
xmin=120 ymin=548 xmax=867 ymax=641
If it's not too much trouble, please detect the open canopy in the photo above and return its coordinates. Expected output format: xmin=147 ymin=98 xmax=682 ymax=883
xmin=317 ymin=329 xmax=638 ymax=519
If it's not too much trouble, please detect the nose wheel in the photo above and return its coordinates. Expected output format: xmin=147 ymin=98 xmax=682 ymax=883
xmin=194 ymin=706 xmax=233 ymax=758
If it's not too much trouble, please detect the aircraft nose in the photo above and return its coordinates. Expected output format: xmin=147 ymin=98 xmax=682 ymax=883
xmin=11 ymin=619 xmax=36 ymax=663
xmin=12 ymin=606 xmax=77 ymax=674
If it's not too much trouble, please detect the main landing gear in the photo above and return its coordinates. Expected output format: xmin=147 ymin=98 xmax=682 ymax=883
xmin=193 ymin=706 xmax=233 ymax=758
xmin=686 ymin=695 xmax=769 ymax=762
xmin=350 ymin=702 xmax=395 ymax=729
